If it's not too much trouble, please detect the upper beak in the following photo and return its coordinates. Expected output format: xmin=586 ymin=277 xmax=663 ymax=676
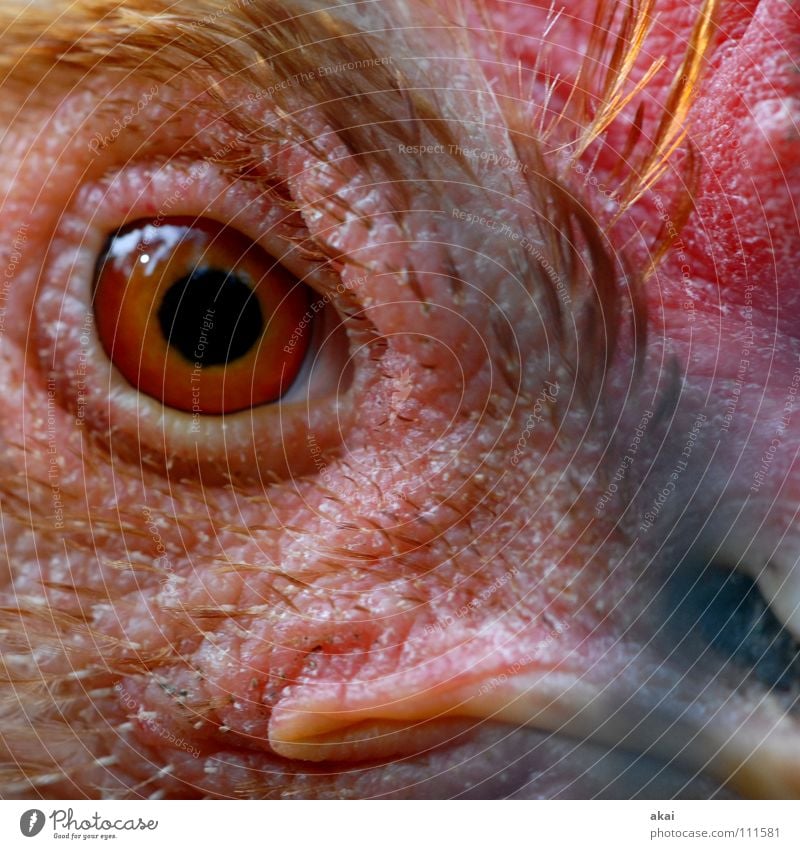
xmin=266 ymin=637 xmax=800 ymax=798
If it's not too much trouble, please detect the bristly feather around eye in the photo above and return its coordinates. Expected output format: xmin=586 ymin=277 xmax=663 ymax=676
xmin=0 ymin=0 xmax=719 ymax=406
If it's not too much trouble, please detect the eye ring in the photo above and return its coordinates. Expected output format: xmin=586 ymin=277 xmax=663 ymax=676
xmin=35 ymin=159 xmax=357 ymax=484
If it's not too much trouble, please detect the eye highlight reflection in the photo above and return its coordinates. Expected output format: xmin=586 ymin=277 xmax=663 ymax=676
xmin=93 ymin=216 xmax=313 ymax=414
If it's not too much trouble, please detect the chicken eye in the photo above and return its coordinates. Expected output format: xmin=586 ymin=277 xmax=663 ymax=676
xmin=92 ymin=216 xmax=312 ymax=414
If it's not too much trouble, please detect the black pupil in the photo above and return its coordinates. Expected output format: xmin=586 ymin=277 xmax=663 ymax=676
xmin=158 ymin=268 xmax=264 ymax=366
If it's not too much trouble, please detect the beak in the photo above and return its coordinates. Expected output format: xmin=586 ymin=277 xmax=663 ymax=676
xmin=269 ymin=632 xmax=800 ymax=799
xmin=266 ymin=638 xmax=800 ymax=797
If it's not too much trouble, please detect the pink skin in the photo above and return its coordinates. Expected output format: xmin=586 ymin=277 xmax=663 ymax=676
xmin=0 ymin=0 xmax=798 ymax=798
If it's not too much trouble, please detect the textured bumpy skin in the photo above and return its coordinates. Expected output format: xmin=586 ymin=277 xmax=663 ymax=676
xmin=0 ymin=0 xmax=798 ymax=799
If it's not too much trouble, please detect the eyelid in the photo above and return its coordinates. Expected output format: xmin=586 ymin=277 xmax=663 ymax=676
xmin=34 ymin=157 xmax=357 ymax=484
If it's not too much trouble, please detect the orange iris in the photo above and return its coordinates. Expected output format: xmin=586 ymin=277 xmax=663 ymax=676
xmin=93 ymin=217 xmax=312 ymax=414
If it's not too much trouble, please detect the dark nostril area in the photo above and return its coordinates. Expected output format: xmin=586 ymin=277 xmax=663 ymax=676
xmin=158 ymin=268 xmax=264 ymax=365
xmin=668 ymin=561 xmax=800 ymax=692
